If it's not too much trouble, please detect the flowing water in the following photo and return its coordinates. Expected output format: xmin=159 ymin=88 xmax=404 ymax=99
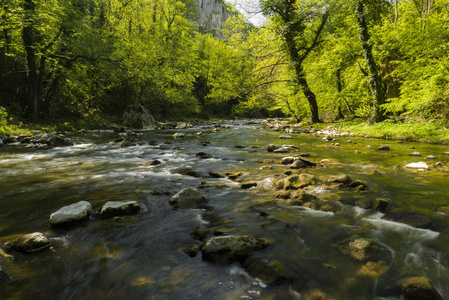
xmin=1 ymin=120 xmax=449 ymax=299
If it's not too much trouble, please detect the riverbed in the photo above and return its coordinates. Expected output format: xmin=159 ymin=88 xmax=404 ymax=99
xmin=1 ymin=120 xmax=448 ymax=299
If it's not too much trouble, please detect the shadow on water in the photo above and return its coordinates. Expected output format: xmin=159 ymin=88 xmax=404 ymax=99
xmin=1 ymin=120 xmax=449 ymax=299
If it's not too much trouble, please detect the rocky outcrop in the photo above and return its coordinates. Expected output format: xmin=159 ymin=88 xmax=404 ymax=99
xmin=201 ymin=235 xmax=271 ymax=264
xmin=99 ymin=201 xmax=141 ymax=219
xmin=6 ymin=232 xmax=51 ymax=253
xmin=169 ymin=188 xmax=207 ymax=209
xmin=193 ymin=0 xmax=231 ymax=34
xmin=49 ymin=201 xmax=92 ymax=228
xmin=122 ymin=104 xmax=156 ymax=130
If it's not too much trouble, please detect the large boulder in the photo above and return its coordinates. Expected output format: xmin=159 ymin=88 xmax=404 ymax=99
xmin=49 ymin=201 xmax=92 ymax=228
xmin=6 ymin=232 xmax=51 ymax=253
xmin=99 ymin=201 xmax=141 ymax=219
xmin=244 ymin=258 xmax=290 ymax=285
xmin=398 ymin=276 xmax=442 ymax=300
xmin=202 ymin=235 xmax=271 ymax=264
xmin=275 ymin=174 xmax=315 ymax=190
xmin=339 ymin=238 xmax=381 ymax=261
xmin=48 ymin=135 xmax=74 ymax=147
xmin=169 ymin=188 xmax=207 ymax=209
xmin=122 ymin=104 xmax=156 ymax=129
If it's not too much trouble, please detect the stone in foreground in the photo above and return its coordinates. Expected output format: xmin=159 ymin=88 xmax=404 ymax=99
xmin=100 ymin=201 xmax=141 ymax=219
xmin=339 ymin=238 xmax=380 ymax=261
xmin=49 ymin=201 xmax=92 ymax=228
xmin=399 ymin=276 xmax=442 ymax=300
xmin=7 ymin=232 xmax=51 ymax=253
xmin=202 ymin=235 xmax=271 ymax=264
xmin=244 ymin=258 xmax=290 ymax=285
xmin=170 ymin=188 xmax=207 ymax=209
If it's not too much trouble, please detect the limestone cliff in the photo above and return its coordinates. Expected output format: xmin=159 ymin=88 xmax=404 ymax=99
xmin=192 ymin=0 xmax=231 ymax=34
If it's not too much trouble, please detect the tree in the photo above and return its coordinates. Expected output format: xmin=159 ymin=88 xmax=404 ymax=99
xmin=260 ymin=0 xmax=331 ymax=123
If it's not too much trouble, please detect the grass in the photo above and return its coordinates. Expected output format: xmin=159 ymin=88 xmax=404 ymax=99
xmin=309 ymin=119 xmax=449 ymax=144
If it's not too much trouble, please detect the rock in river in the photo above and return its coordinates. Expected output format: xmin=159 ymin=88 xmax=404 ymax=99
xmin=404 ymin=162 xmax=428 ymax=170
xmin=49 ymin=201 xmax=92 ymax=228
xmin=275 ymin=174 xmax=315 ymax=190
xmin=6 ymin=232 xmax=51 ymax=253
xmin=398 ymin=276 xmax=442 ymax=300
xmin=202 ymin=235 xmax=271 ymax=264
xmin=339 ymin=238 xmax=381 ymax=261
xmin=100 ymin=201 xmax=141 ymax=219
xmin=170 ymin=188 xmax=207 ymax=209
xmin=244 ymin=258 xmax=290 ymax=285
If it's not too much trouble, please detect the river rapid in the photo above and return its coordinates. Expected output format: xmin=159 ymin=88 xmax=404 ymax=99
xmin=0 ymin=120 xmax=448 ymax=299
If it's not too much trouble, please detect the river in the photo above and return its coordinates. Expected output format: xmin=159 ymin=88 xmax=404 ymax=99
xmin=0 ymin=120 xmax=448 ymax=299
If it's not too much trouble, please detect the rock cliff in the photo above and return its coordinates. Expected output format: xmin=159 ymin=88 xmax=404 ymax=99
xmin=192 ymin=0 xmax=231 ymax=34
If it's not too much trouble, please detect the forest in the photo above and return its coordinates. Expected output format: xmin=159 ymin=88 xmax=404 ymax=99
xmin=0 ymin=0 xmax=448 ymax=128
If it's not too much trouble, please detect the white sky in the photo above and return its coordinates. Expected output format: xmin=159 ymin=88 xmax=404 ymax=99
xmin=226 ymin=0 xmax=267 ymax=26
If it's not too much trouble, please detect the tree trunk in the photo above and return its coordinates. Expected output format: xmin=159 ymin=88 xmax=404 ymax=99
xmin=355 ymin=0 xmax=385 ymax=123
xmin=22 ymin=0 xmax=39 ymax=121
xmin=284 ymin=29 xmax=320 ymax=123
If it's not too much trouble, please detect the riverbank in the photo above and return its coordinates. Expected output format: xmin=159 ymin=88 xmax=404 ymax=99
xmin=305 ymin=119 xmax=449 ymax=144
xmin=2 ymin=116 xmax=449 ymax=145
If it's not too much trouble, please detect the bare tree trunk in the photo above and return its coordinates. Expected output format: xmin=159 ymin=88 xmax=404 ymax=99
xmin=355 ymin=0 xmax=385 ymax=123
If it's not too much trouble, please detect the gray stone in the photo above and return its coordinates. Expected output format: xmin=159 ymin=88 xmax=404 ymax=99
xmin=425 ymin=155 xmax=437 ymax=159
xmin=409 ymin=151 xmax=421 ymax=156
xmin=49 ymin=135 xmax=74 ymax=147
xmin=378 ymin=145 xmax=390 ymax=150
xmin=7 ymin=232 xmax=51 ymax=253
xmin=170 ymin=188 xmax=207 ymax=209
xmin=290 ymin=160 xmax=306 ymax=169
xmin=100 ymin=201 xmax=140 ymax=219
xmin=202 ymin=235 xmax=271 ymax=264
xmin=49 ymin=201 xmax=92 ymax=227
xmin=122 ymin=104 xmax=156 ymax=129
xmin=281 ymin=157 xmax=296 ymax=165
xmin=278 ymin=135 xmax=292 ymax=139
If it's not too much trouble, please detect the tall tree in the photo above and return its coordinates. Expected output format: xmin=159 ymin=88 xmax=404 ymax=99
xmin=355 ymin=0 xmax=385 ymax=122
xmin=260 ymin=0 xmax=330 ymax=123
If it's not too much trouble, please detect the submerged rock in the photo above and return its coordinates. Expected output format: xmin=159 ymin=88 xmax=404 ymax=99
xmin=6 ymin=232 xmax=51 ymax=253
xmin=383 ymin=212 xmax=437 ymax=230
xmin=260 ymin=219 xmax=290 ymax=231
xmin=357 ymin=261 xmax=389 ymax=278
xmin=100 ymin=201 xmax=140 ymax=219
xmin=49 ymin=201 xmax=92 ymax=228
xmin=339 ymin=238 xmax=381 ymax=261
xmin=142 ymin=160 xmax=161 ymax=166
xmin=241 ymin=181 xmax=258 ymax=189
xmin=244 ymin=258 xmax=290 ymax=285
xmin=202 ymin=235 xmax=271 ymax=264
xmin=208 ymin=171 xmax=225 ymax=178
xmin=302 ymin=289 xmax=336 ymax=300
xmin=169 ymin=188 xmax=207 ymax=209
xmin=398 ymin=276 xmax=442 ymax=300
